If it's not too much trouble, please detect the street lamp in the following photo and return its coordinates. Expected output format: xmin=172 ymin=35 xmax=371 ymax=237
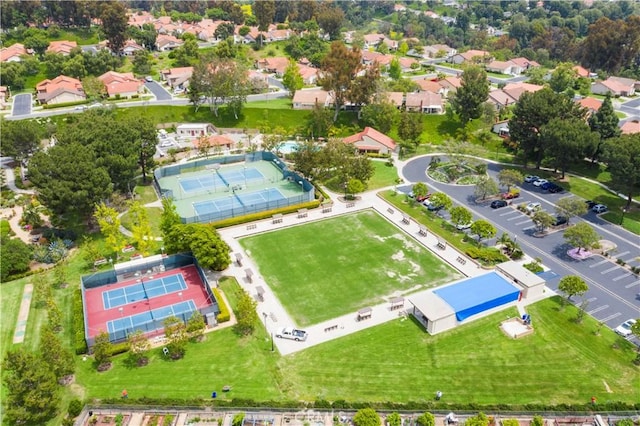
xmin=620 ymin=207 xmax=628 ymax=225
xmin=262 ymin=312 xmax=274 ymax=352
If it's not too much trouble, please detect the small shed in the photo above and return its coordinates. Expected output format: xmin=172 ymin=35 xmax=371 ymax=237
xmin=409 ymin=291 xmax=457 ymax=335
xmin=496 ymin=261 xmax=546 ymax=299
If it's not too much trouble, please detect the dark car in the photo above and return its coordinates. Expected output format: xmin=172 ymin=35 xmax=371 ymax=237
xmin=547 ymin=184 xmax=563 ymax=193
xmin=491 ymin=200 xmax=508 ymax=209
xmin=585 ymin=200 xmax=598 ymax=209
xmin=553 ymin=216 xmax=568 ymax=226
xmin=427 ymin=203 xmax=444 ymax=212
xmin=540 ymin=181 xmax=553 ymax=190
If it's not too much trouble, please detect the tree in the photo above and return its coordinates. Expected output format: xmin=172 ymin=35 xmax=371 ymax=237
xmin=40 ymin=326 xmax=74 ymax=380
xmin=601 ymin=134 xmax=640 ymax=208
xmin=92 ymin=331 xmax=113 ymax=369
xmin=214 ymin=22 xmax=236 ymax=41
xmin=2 ymin=349 xmax=60 ymax=425
xmin=416 ymin=413 xmax=435 ymax=426
xmin=186 ymin=311 xmax=207 ymax=341
xmin=474 ymin=176 xmax=499 ymax=200
xmin=187 ymin=225 xmax=231 ymax=271
xmin=588 ymin=93 xmax=620 ymax=163
xmin=23 ymin=32 xmax=49 ymax=56
xmin=316 ymin=4 xmax=344 ymax=40
xmin=234 ymin=289 xmax=258 ymax=336
xmin=349 ymin=64 xmax=382 ymax=119
xmin=191 ymin=55 xmax=248 ymax=118
xmin=0 ymin=237 xmax=32 ymax=281
xmin=319 ymin=42 xmax=362 ymax=121
xmin=346 ymin=178 xmax=365 ymax=199
xmin=0 ymin=118 xmax=43 ymax=160
xmin=450 ymin=206 xmax=473 ymax=229
xmin=164 ymin=316 xmax=188 ymax=359
xmin=532 ymin=210 xmax=555 ymax=234
xmin=361 ymin=101 xmax=397 ymax=134
xmin=548 ymin=62 xmax=578 ymax=93
xmin=564 ymin=222 xmax=600 ymax=254
xmin=498 ymin=169 xmax=523 ymax=191
xmin=306 ymin=103 xmax=333 ymax=138
xmin=132 ymin=50 xmax=152 ymax=76
xmin=128 ymin=201 xmax=153 ymax=256
xmin=353 ymin=408 xmax=380 ymax=426
xmin=388 ymin=58 xmax=402 ymax=80
xmin=412 ymin=182 xmax=428 ymax=200
xmin=555 ymin=197 xmax=588 ymax=223
xmin=580 ymin=16 xmax=640 ymax=74
xmin=82 ymin=76 xmax=106 ymax=100
xmin=291 ymin=139 xmax=320 ymax=179
xmin=398 ymin=111 xmax=423 ymax=148
xmin=282 ymin=59 xmax=303 ymax=97
xmin=558 ymin=275 xmax=589 ymax=304
xmin=172 ymin=37 xmax=200 ymax=67
xmin=470 ymin=220 xmax=497 ymax=242
xmin=428 ymin=192 xmax=453 ymax=213
xmin=541 ymin=118 xmax=598 ymax=179
xmin=94 ymin=202 xmax=126 ymax=258
xmin=450 ymin=65 xmax=490 ymax=124
xmin=127 ymin=330 xmax=151 ymax=366
xmin=47 ymin=297 xmax=62 ymax=332
xmin=100 ymin=2 xmax=128 ymax=54
xmin=160 ymin=198 xmax=184 ymax=254
xmin=387 ymin=413 xmax=402 ymax=426
xmin=465 ymin=413 xmax=490 ymax=426
xmin=253 ymin=0 xmax=275 ymax=31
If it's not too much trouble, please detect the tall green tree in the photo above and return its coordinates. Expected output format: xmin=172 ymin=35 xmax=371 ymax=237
xmin=253 ymin=0 xmax=275 ymax=31
xmin=316 ymin=4 xmax=344 ymax=40
xmin=306 ymin=103 xmax=333 ymax=138
xmin=564 ymin=222 xmax=600 ymax=254
xmin=497 ymin=169 xmax=523 ymax=191
xmin=164 ymin=316 xmax=189 ymax=359
xmin=450 ymin=65 xmax=490 ymax=124
xmin=160 ymin=197 xmax=183 ymax=252
xmin=319 ymin=42 xmax=363 ymax=121
xmin=548 ymin=62 xmax=578 ymax=93
xmin=187 ymin=225 xmax=231 ymax=271
xmin=360 ymin=101 xmax=397 ymax=134
xmin=601 ymin=133 xmax=640 ymax=208
xmin=532 ymin=210 xmax=555 ymax=234
xmin=450 ymin=206 xmax=473 ymax=229
xmin=470 ymin=220 xmax=497 ymax=242
xmin=349 ymin=64 xmax=382 ymax=119
xmin=94 ymin=202 xmax=126 ymax=257
xmin=282 ymin=59 xmax=303 ymax=97
xmin=416 ymin=413 xmax=435 ymax=426
xmin=2 ymin=349 xmax=60 ymax=425
xmin=398 ymin=111 xmax=423 ymax=147
xmin=0 ymin=118 xmax=43 ymax=160
xmin=411 ymin=182 xmax=428 ymax=200
xmin=234 ymin=289 xmax=258 ymax=336
xmin=555 ymin=197 xmax=588 ymax=223
xmin=474 ymin=176 xmax=499 ymax=200
xmin=589 ymin=93 xmax=621 ymax=163
xmin=0 ymin=237 xmax=32 ymax=281
xmin=541 ymin=117 xmax=598 ymax=178
xmin=127 ymin=330 xmax=151 ymax=366
xmin=128 ymin=201 xmax=153 ymax=256
xmin=388 ymin=58 xmax=402 ymax=80
xmin=291 ymin=139 xmax=321 ymax=179
xmin=428 ymin=192 xmax=453 ymax=212
xmin=191 ymin=55 xmax=248 ymax=118
xmin=92 ymin=331 xmax=113 ymax=369
xmin=558 ymin=275 xmax=589 ymax=303
xmin=100 ymin=2 xmax=128 ymax=54
xmin=40 ymin=326 xmax=74 ymax=380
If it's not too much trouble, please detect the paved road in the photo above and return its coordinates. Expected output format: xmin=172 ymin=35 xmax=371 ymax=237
xmin=432 ymin=64 xmax=528 ymax=84
xmin=401 ymin=156 xmax=640 ymax=342
xmin=144 ymin=81 xmax=172 ymax=101
xmin=11 ymin=93 xmax=32 ymax=116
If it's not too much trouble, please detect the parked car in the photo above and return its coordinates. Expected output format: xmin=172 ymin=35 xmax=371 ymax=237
xmin=501 ymin=190 xmax=520 ymax=200
xmin=533 ymin=178 xmax=548 ymax=187
xmin=416 ymin=194 xmax=431 ymax=202
xmin=553 ymin=216 xmax=568 ymax=226
xmin=526 ymin=202 xmax=542 ymax=213
xmin=592 ymin=204 xmax=608 ymax=213
xmin=524 ymin=175 xmax=540 ymax=183
xmin=615 ymin=319 xmax=637 ymax=337
xmin=491 ymin=200 xmax=508 ymax=209
xmin=87 ymin=102 xmax=103 ymax=109
xmin=145 ymin=76 xmax=154 ymax=82
xmin=547 ymin=183 xmax=563 ymax=193
xmin=275 ymin=327 xmax=308 ymax=341
xmin=455 ymin=222 xmax=473 ymax=230
xmin=427 ymin=203 xmax=445 ymax=212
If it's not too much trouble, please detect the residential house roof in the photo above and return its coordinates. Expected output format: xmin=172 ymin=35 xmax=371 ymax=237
xmin=385 ymin=92 xmax=404 ymax=107
xmin=502 ymin=82 xmax=544 ymax=101
xmin=597 ymin=78 xmax=632 ymax=95
xmin=405 ymin=91 xmax=443 ymax=109
xmin=256 ymin=56 xmax=290 ymax=74
xmin=122 ymin=39 xmax=144 ymax=52
xmin=292 ymin=89 xmax=330 ymax=105
xmin=620 ymin=120 xmax=640 ymax=134
xmin=194 ymin=134 xmax=235 ymax=148
xmin=460 ymin=49 xmax=490 ymax=61
xmin=363 ymin=33 xmax=386 ymax=45
xmin=576 ymin=97 xmax=602 ymax=113
xmin=36 ymin=75 xmax=84 ymax=103
xmin=127 ymin=11 xmax=154 ymax=27
xmin=298 ymin=64 xmax=318 ymax=83
xmin=573 ymin=65 xmax=590 ymax=78
xmin=343 ymin=127 xmax=397 ymax=150
xmin=510 ymin=57 xmax=540 ymax=69
xmin=0 ymin=43 xmax=29 ymax=62
xmin=439 ymin=76 xmax=462 ymax=90
xmin=46 ymin=40 xmax=78 ymax=55
xmin=156 ymin=34 xmax=184 ymax=50
xmin=607 ymin=76 xmax=637 ymax=88
xmin=488 ymin=89 xmax=517 ymax=108
xmin=416 ymin=79 xmax=443 ymax=93
xmin=486 ymin=60 xmax=514 ymax=72
xmin=398 ymin=57 xmax=418 ymax=69
xmin=98 ymin=71 xmax=143 ymax=97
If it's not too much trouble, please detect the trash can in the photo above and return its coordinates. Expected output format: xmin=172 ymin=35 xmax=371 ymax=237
xmin=211 ymin=391 xmax=217 ymax=398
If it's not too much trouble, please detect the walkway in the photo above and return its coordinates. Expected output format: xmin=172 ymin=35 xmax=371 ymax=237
xmin=12 ymin=283 xmax=33 ymax=344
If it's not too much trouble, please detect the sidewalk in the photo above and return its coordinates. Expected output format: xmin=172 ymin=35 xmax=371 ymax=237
xmin=217 ymin=185 xmax=496 ymax=356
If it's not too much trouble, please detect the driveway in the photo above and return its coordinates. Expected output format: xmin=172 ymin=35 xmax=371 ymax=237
xmin=144 ymin=81 xmax=172 ymax=101
xmin=12 ymin=93 xmax=32 ymax=116
xmin=401 ymin=156 xmax=640 ymax=342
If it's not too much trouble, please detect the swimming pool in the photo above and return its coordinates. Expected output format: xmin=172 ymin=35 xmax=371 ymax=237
xmin=278 ymin=141 xmax=300 ymax=154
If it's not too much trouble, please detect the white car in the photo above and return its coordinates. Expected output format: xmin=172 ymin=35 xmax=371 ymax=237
xmin=275 ymin=327 xmax=308 ymax=341
xmin=592 ymin=204 xmax=608 ymax=213
xmin=455 ymin=222 xmax=473 ymax=230
xmin=524 ymin=175 xmax=540 ymax=183
xmin=532 ymin=178 xmax=548 ymax=187
xmin=526 ymin=202 xmax=541 ymax=213
xmin=145 ymin=76 xmax=154 ymax=82
xmin=615 ymin=319 xmax=636 ymax=337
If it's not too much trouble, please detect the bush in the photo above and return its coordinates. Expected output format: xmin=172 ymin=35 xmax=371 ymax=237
xmin=42 ymin=100 xmax=89 ymax=109
xmin=73 ymin=288 xmax=88 ymax=355
xmin=68 ymin=399 xmax=83 ymax=418
xmin=523 ymin=261 xmax=544 ymax=274
xmin=465 ymin=247 xmax=508 ymax=264
xmin=109 ymin=342 xmax=129 ymax=356
xmin=213 ymin=288 xmax=230 ymax=323
xmin=210 ymin=200 xmax=320 ymax=228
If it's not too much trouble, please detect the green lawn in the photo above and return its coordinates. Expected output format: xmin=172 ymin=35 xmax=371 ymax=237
xmin=246 ymin=97 xmax=293 ymax=109
xmin=367 ymin=160 xmax=399 ymax=190
xmin=240 ymin=210 xmax=461 ymax=326
xmin=120 ymin=207 xmax=163 ymax=238
xmin=134 ymin=181 xmax=159 ymax=205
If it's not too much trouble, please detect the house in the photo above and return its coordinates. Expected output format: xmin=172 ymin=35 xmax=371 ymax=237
xmin=398 ymin=57 xmax=418 ymax=72
xmin=98 ymin=71 xmax=144 ymax=98
xmin=122 ymin=39 xmax=145 ymax=56
xmin=485 ymin=60 xmax=522 ymax=76
xmin=361 ymin=50 xmax=389 ymax=66
xmin=292 ymin=89 xmax=331 ymax=110
xmin=160 ymin=67 xmax=193 ymax=89
xmin=46 ymin=40 xmax=78 ymax=56
xmin=156 ymin=34 xmax=183 ymax=52
xmin=510 ymin=57 xmax=540 ymax=71
xmin=255 ymin=57 xmax=290 ymax=76
xmin=405 ymin=92 xmax=444 ymax=114
xmin=492 ymin=120 xmax=510 ymax=137
xmin=450 ymin=49 xmax=491 ymax=65
xmin=423 ymin=44 xmax=456 ymax=59
xmin=194 ymin=134 xmax=235 ymax=151
xmin=36 ymin=75 xmax=85 ymax=105
xmin=438 ymin=76 xmax=462 ymax=94
xmin=0 ymin=43 xmax=30 ymax=62
xmin=502 ymin=82 xmax=544 ymax=101
xmin=620 ymin=119 xmax=640 ymax=135
xmin=176 ymin=123 xmax=217 ymax=140
xmin=573 ymin=65 xmax=590 ymax=78
xmin=487 ymin=89 xmax=517 ymax=110
xmin=416 ymin=79 xmax=447 ymax=96
xmin=591 ymin=77 xmax=636 ymax=97
xmin=298 ymin=64 xmax=318 ymax=85
xmin=363 ymin=33 xmax=386 ymax=49
xmin=343 ymin=127 xmax=397 ymax=155
xmin=576 ymin=97 xmax=602 ymax=116
xmin=394 ymin=4 xmax=407 ymax=12
xmin=127 ymin=11 xmax=154 ymax=29
xmin=385 ymin=92 xmax=404 ymax=109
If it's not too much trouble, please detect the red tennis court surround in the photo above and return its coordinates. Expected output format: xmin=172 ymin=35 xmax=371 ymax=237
xmin=84 ymin=265 xmax=211 ymax=340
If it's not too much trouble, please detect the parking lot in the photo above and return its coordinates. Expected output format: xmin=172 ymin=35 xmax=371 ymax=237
xmin=11 ymin=93 xmax=32 ymax=116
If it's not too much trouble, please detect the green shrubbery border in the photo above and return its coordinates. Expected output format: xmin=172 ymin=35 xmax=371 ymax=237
xmin=42 ymin=100 xmax=89 ymax=109
xmin=73 ymin=288 xmax=88 ymax=355
xmin=210 ymin=200 xmax=320 ymax=228
xmin=213 ymin=288 xmax=230 ymax=323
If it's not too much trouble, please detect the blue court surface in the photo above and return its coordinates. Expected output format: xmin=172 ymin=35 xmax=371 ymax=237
xmin=107 ymin=300 xmax=196 ymax=335
xmin=179 ymin=168 xmax=264 ymax=193
xmin=102 ymin=274 xmax=187 ymax=309
xmin=434 ymin=272 xmax=521 ymax=321
xmin=193 ymin=188 xmax=285 ymax=216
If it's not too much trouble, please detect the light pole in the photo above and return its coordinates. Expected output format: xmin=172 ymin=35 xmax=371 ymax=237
xmin=262 ymin=312 xmax=274 ymax=352
xmin=620 ymin=207 xmax=628 ymax=225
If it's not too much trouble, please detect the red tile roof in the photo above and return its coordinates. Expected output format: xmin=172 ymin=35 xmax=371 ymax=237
xmin=343 ymin=127 xmax=396 ymax=150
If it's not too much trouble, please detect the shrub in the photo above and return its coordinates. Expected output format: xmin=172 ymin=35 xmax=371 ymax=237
xmin=42 ymin=100 xmax=89 ymax=109
xmin=210 ymin=200 xmax=320 ymax=228
xmin=109 ymin=342 xmax=130 ymax=356
xmin=213 ymin=288 xmax=230 ymax=323
xmin=523 ymin=261 xmax=544 ymax=274
xmin=465 ymin=247 xmax=508 ymax=264
xmin=73 ymin=288 xmax=88 ymax=355
xmin=67 ymin=399 xmax=83 ymax=418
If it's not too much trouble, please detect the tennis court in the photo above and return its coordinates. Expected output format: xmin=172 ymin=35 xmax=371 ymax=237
xmin=102 ymin=273 xmax=187 ymax=309
xmin=178 ymin=167 xmax=265 ymax=194
xmin=106 ymin=300 xmax=196 ymax=335
xmin=192 ymin=188 xmax=285 ymax=216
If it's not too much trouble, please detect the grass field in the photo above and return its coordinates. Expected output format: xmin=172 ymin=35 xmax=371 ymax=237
xmin=120 ymin=207 xmax=163 ymax=238
xmin=367 ymin=160 xmax=400 ymax=190
xmin=239 ymin=210 xmax=461 ymax=326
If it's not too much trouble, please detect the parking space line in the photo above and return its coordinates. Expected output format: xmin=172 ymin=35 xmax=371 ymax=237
xmin=612 ymin=273 xmax=632 ymax=282
xmin=522 ymin=226 xmax=536 ymax=231
xmin=601 ymin=266 xmax=619 ymax=274
xmin=587 ymin=297 xmax=597 ymax=303
xmin=589 ymin=259 xmax=610 ymax=268
xmin=587 ymin=305 xmax=609 ymax=315
xmin=499 ymin=210 xmax=519 ymax=217
xmin=506 ymin=215 xmax=524 ymax=221
xmin=515 ymin=219 xmax=531 ymax=225
xmin=616 ymin=251 xmax=630 ymax=258
xmin=600 ymin=312 xmax=621 ymax=323
xmin=624 ymin=281 xmax=640 ymax=289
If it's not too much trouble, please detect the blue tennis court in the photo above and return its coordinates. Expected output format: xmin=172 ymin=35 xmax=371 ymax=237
xmin=107 ymin=300 xmax=196 ymax=335
xmin=192 ymin=188 xmax=285 ymax=216
xmin=102 ymin=274 xmax=187 ymax=309
xmin=179 ymin=167 xmax=265 ymax=193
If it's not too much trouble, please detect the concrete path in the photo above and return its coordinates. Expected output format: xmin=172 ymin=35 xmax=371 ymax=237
xmin=1 ymin=165 xmax=35 ymax=195
xmin=12 ymin=283 xmax=33 ymax=344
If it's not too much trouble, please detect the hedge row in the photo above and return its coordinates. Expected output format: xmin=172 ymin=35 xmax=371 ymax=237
xmin=465 ymin=246 xmax=509 ymax=264
xmin=210 ymin=200 xmax=320 ymax=228
xmin=213 ymin=288 xmax=230 ymax=323
xmin=6 ymin=267 xmax=47 ymax=282
xmin=42 ymin=100 xmax=89 ymax=109
xmin=366 ymin=153 xmax=391 ymax=159
xmin=313 ymin=183 xmax=331 ymax=203
xmin=91 ymin=397 xmax=640 ymax=412
xmin=73 ymin=288 xmax=88 ymax=355
xmin=109 ymin=342 xmax=130 ymax=356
